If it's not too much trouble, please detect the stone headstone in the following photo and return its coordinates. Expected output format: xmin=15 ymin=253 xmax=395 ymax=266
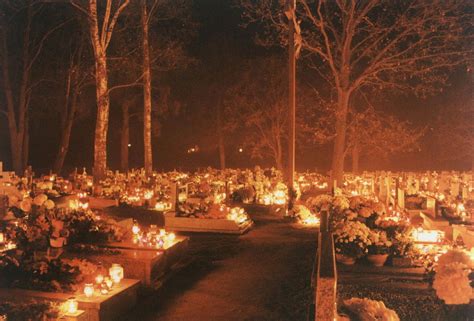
xmin=450 ymin=182 xmax=460 ymax=197
xmin=397 ymin=188 xmax=405 ymax=209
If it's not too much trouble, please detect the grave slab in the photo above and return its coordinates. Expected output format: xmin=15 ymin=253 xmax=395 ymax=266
xmin=0 ymin=279 xmax=140 ymax=321
xmin=163 ymin=213 xmax=253 ymax=234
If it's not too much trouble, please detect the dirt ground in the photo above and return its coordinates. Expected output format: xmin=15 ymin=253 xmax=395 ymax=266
xmin=121 ymin=215 xmax=317 ymax=321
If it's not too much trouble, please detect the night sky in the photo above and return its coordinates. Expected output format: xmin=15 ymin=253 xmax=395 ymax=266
xmin=0 ymin=0 xmax=472 ymax=174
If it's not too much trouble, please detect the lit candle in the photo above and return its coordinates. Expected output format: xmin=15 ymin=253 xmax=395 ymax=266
xmin=155 ymin=202 xmax=165 ymax=211
xmin=167 ymin=232 xmax=176 ymax=243
xmin=132 ymin=222 xmax=140 ymax=235
xmin=95 ymin=274 xmax=104 ymax=284
xmin=83 ymin=283 xmax=94 ymax=298
xmin=109 ymin=264 xmax=124 ymax=284
xmin=100 ymin=282 xmax=109 ymax=295
xmin=105 ymin=277 xmax=113 ymax=289
xmin=64 ymin=297 xmax=78 ymax=315
xmin=0 ymin=233 xmax=4 ymax=244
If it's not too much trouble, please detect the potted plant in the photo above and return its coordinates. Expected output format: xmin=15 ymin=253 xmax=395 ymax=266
xmin=367 ymin=230 xmax=392 ymax=267
xmin=334 ymin=221 xmax=371 ymax=265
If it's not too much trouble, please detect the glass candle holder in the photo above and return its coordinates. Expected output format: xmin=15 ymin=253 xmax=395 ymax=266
xmin=83 ymin=283 xmax=94 ymax=298
xmin=64 ymin=297 xmax=78 ymax=315
xmin=109 ymin=264 xmax=124 ymax=284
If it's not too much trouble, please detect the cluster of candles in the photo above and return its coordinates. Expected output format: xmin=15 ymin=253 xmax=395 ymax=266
xmin=300 ymin=216 xmax=320 ymax=226
xmin=225 ymin=207 xmax=249 ymax=224
xmin=131 ymin=222 xmax=176 ymax=248
xmin=383 ymin=207 xmax=410 ymax=224
xmin=258 ymin=190 xmax=287 ymax=206
xmin=412 ymin=227 xmax=445 ymax=244
xmin=64 ymin=267 xmax=120 ymax=313
xmin=69 ymin=192 xmax=89 ymax=210
xmin=155 ymin=201 xmax=172 ymax=212
xmin=79 ymin=263 xmax=124 ymax=301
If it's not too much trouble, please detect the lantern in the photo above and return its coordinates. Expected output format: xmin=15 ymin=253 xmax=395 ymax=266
xmin=83 ymin=283 xmax=94 ymax=298
xmin=109 ymin=264 xmax=124 ymax=284
xmin=105 ymin=277 xmax=113 ymax=289
xmin=95 ymin=274 xmax=104 ymax=285
xmin=100 ymin=282 xmax=109 ymax=295
xmin=167 ymin=232 xmax=176 ymax=243
xmin=155 ymin=202 xmax=165 ymax=211
xmin=64 ymin=297 xmax=78 ymax=315
xmin=132 ymin=222 xmax=140 ymax=235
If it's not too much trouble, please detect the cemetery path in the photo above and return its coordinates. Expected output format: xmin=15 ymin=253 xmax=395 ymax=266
xmin=122 ymin=215 xmax=317 ymax=321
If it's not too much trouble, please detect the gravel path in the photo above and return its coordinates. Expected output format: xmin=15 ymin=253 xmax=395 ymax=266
xmin=122 ymin=216 xmax=317 ymax=321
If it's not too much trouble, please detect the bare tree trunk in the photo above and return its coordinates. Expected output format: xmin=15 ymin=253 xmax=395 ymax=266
xmin=216 ymin=103 xmax=226 ymax=169
xmin=54 ymin=121 xmax=74 ymax=174
xmin=85 ymin=0 xmax=130 ymax=179
xmin=218 ymin=136 xmax=226 ymax=170
xmin=54 ymin=93 xmax=78 ymax=174
xmin=331 ymin=90 xmax=350 ymax=186
xmin=142 ymin=0 xmax=153 ymax=176
xmin=0 ymin=6 xmax=33 ymax=175
xmin=92 ymin=51 xmax=110 ymax=179
xmin=276 ymin=134 xmax=283 ymax=171
xmin=22 ymin=113 xmax=29 ymax=171
xmin=120 ymin=102 xmax=130 ymax=172
xmin=352 ymin=141 xmax=360 ymax=174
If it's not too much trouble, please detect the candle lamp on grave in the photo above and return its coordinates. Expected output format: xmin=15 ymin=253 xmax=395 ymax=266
xmin=63 ymin=297 xmax=78 ymax=315
xmin=104 ymin=277 xmax=113 ymax=290
xmin=83 ymin=283 xmax=94 ymax=298
xmin=100 ymin=282 xmax=109 ymax=295
xmin=109 ymin=264 xmax=124 ymax=284
xmin=132 ymin=221 xmax=140 ymax=243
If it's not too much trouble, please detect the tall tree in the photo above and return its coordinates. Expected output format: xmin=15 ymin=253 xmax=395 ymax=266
xmin=53 ymin=34 xmax=91 ymax=174
xmin=0 ymin=1 xmax=66 ymax=174
xmin=240 ymin=0 xmax=473 ymax=184
xmin=345 ymin=108 xmax=424 ymax=173
xmin=229 ymin=57 xmax=289 ymax=170
xmin=71 ymin=0 xmax=130 ymax=179
xmin=141 ymin=0 xmax=153 ymax=175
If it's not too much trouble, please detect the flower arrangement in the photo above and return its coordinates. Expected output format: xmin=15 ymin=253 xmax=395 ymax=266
xmin=433 ymin=249 xmax=474 ymax=305
xmin=390 ymin=228 xmax=415 ymax=257
xmin=343 ymin=297 xmax=400 ymax=321
xmin=293 ymin=205 xmax=320 ymax=226
xmin=5 ymin=199 xmax=123 ymax=253
xmin=0 ymin=252 xmax=97 ymax=292
xmin=334 ymin=221 xmax=372 ymax=258
xmin=0 ymin=301 xmax=60 ymax=321
xmin=367 ymin=230 xmax=392 ymax=255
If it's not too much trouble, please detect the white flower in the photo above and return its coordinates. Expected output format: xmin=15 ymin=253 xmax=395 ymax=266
xmin=437 ymin=249 xmax=473 ymax=270
xmin=44 ymin=199 xmax=55 ymax=210
xmin=359 ymin=206 xmax=373 ymax=218
xmin=344 ymin=298 xmax=400 ymax=321
xmin=333 ymin=196 xmax=350 ymax=210
xmin=33 ymin=194 xmax=48 ymax=206
xmin=433 ymin=261 xmax=472 ymax=305
xmin=20 ymin=198 xmax=32 ymax=212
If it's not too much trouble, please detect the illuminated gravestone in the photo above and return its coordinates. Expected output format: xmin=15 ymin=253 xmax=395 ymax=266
xmin=397 ymin=188 xmax=405 ymax=210
xmin=427 ymin=175 xmax=436 ymax=192
xmin=461 ymin=185 xmax=470 ymax=201
xmin=438 ymin=175 xmax=450 ymax=194
xmin=425 ymin=196 xmax=437 ymax=218
xmin=450 ymin=180 xmax=460 ymax=198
